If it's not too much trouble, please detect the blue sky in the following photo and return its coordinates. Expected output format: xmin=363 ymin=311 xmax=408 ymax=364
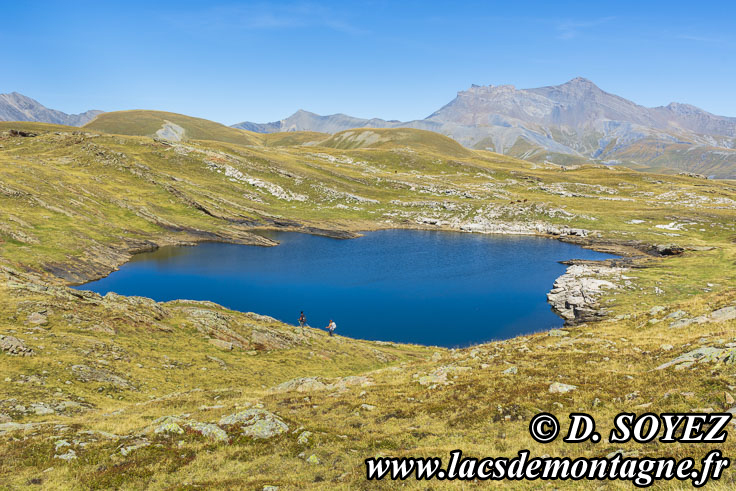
xmin=3 ymin=1 xmax=735 ymax=124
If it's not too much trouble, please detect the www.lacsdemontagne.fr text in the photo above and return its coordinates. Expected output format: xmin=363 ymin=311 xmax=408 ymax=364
xmin=365 ymin=412 xmax=732 ymax=487
xmin=365 ymin=449 xmax=728 ymax=487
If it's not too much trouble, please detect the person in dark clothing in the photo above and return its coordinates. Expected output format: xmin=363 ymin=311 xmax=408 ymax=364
xmin=298 ymin=311 xmax=307 ymax=334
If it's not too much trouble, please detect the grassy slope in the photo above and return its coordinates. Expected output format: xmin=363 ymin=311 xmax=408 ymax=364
xmin=0 ymin=120 xmax=736 ymax=488
xmin=320 ymin=127 xmax=474 ymax=158
xmin=500 ymin=134 xmax=736 ymax=179
xmin=83 ymin=110 xmax=264 ymax=147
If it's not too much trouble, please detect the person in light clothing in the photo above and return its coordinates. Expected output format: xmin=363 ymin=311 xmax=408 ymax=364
xmin=326 ymin=319 xmax=336 ymax=337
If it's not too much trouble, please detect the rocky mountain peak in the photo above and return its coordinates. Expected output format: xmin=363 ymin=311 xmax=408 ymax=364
xmin=0 ymin=92 xmax=102 ymax=126
xmin=564 ymin=76 xmax=597 ymax=87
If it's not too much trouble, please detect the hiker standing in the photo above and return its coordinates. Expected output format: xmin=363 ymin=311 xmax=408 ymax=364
xmin=326 ymin=319 xmax=337 ymax=337
xmin=298 ymin=311 xmax=307 ymax=334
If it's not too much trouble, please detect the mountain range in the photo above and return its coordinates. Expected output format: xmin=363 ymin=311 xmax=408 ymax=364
xmin=234 ymin=77 xmax=736 ymax=178
xmin=0 ymin=92 xmax=102 ymax=127
xmin=4 ymin=80 xmax=736 ymax=177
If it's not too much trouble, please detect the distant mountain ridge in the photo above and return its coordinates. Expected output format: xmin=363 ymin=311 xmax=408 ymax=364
xmin=234 ymin=78 xmax=736 ymax=178
xmin=0 ymin=92 xmax=102 ymax=126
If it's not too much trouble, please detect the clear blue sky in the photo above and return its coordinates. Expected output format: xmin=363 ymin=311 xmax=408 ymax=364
xmin=3 ymin=1 xmax=735 ymax=125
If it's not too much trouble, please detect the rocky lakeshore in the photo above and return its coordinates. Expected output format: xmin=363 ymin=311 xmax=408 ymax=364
xmin=547 ymin=260 xmax=629 ymax=325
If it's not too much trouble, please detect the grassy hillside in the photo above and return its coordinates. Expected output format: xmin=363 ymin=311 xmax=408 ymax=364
xmin=261 ymin=131 xmax=329 ymax=147
xmin=83 ymin=110 xmax=263 ymax=147
xmin=496 ymin=134 xmax=736 ymax=179
xmin=1 ymin=120 xmax=736 ymax=488
xmin=320 ymin=127 xmax=474 ymax=158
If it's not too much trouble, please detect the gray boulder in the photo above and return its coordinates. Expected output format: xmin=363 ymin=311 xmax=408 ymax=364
xmin=549 ymin=382 xmax=577 ymax=394
xmin=219 ymin=409 xmax=288 ymax=439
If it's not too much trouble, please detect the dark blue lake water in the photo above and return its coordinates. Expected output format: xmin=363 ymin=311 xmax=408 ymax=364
xmin=77 ymin=230 xmax=616 ymax=347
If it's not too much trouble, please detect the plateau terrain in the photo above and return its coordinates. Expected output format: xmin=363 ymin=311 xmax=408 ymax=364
xmin=0 ymin=112 xmax=735 ymax=488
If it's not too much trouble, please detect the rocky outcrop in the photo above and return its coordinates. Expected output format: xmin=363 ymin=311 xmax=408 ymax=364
xmin=219 ymin=409 xmax=288 ymax=439
xmin=656 ymin=346 xmax=736 ymax=370
xmin=650 ymin=244 xmax=685 ymax=256
xmin=458 ymin=220 xmax=588 ymax=237
xmin=268 ymin=375 xmax=373 ymax=394
xmin=183 ymin=307 xmax=251 ymax=349
xmin=0 ymin=335 xmax=34 ymax=356
xmin=669 ymin=305 xmax=736 ymax=328
xmin=150 ymin=416 xmax=229 ymax=442
xmin=250 ymin=327 xmax=301 ymax=351
xmin=208 ymin=339 xmax=234 ymax=351
xmin=547 ymin=262 xmax=625 ymax=324
xmin=71 ymin=365 xmax=134 ymax=389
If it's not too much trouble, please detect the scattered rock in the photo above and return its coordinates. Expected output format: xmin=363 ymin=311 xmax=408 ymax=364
xmin=54 ymin=449 xmax=77 ymax=461
xmin=297 ymin=431 xmax=312 ymax=445
xmin=656 ymin=346 xmax=736 ymax=370
xmin=669 ymin=306 xmax=736 ymax=328
xmin=649 ymin=306 xmax=666 ymax=316
xmin=678 ymin=172 xmax=707 ymax=179
xmin=549 ymin=382 xmax=577 ymax=394
xmin=188 ymin=422 xmax=228 ymax=443
xmin=0 ymin=422 xmax=38 ymax=435
xmin=548 ymin=329 xmax=569 ymax=337
xmin=306 ymin=454 xmax=321 ymax=465
xmin=269 ymin=375 xmax=372 ymax=394
xmin=331 ymin=376 xmax=373 ymax=391
xmin=251 ymin=327 xmax=300 ymax=350
xmin=54 ymin=440 xmax=71 ymax=450
xmin=71 ymin=365 xmax=133 ymax=389
xmin=208 ymin=339 xmax=233 ymax=351
xmin=153 ymin=417 xmax=185 ymax=435
xmin=0 ymin=335 xmax=34 ymax=356
xmin=502 ymin=366 xmax=518 ymax=375
xmin=711 ymin=306 xmax=736 ymax=323
xmin=270 ymin=377 xmax=328 ymax=393
xmin=27 ymin=312 xmax=48 ymax=326
xmin=219 ymin=409 xmax=288 ymax=439
xmin=666 ymin=310 xmax=686 ymax=320
xmin=150 ymin=416 xmax=229 ymax=442
xmin=31 ymin=403 xmax=55 ymax=416
xmin=120 ymin=440 xmax=150 ymax=456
